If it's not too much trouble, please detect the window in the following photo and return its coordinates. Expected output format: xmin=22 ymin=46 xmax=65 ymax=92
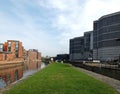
xmin=15 ymin=42 xmax=19 ymax=57
xmin=0 ymin=44 xmax=3 ymax=52
xmin=15 ymin=70 xmax=18 ymax=81
xmin=8 ymin=42 xmax=11 ymax=52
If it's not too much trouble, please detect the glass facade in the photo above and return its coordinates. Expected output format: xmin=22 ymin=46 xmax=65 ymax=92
xmin=93 ymin=12 xmax=120 ymax=61
xmin=93 ymin=21 xmax=98 ymax=49
xmin=93 ymin=12 xmax=120 ymax=49
xmin=98 ymin=13 xmax=120 ymax=27
xmin=70 ymin=37 xmax=84 ymax=54
xmin=84 ymin=31 xmax=93 ymax=51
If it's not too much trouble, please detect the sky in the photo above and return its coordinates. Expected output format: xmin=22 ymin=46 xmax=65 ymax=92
xmin=0 ymin=0 xmax=120 ymax=57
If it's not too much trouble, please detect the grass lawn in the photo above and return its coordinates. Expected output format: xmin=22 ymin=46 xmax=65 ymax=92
xmin=5 ymin=63 xmax=119 ymax=94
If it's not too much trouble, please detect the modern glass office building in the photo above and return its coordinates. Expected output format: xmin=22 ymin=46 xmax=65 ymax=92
xmin=69 ymin=36 xmax=84 ymax=61
xmin=93 ymin=11 xmax=120 ymax=61
xmin=84 ymin=31 xmax=93 ymax=60
xmin=69 ymin=31 xmax=93 ymax=61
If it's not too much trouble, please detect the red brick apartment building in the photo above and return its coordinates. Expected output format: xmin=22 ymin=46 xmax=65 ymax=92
xmin=0 ymin=40 xmax=42 ymax=88
xmin=23 ymin=49 xmax=41 ymax=70
xmin=0 ymin=40 xmax=23 ymax=61
xmin=0 ymin=40 xmax=24 ymax=88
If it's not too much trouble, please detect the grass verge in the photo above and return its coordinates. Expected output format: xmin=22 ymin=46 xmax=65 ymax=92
xmin=5 ymin=63 xmax=119 ymax=94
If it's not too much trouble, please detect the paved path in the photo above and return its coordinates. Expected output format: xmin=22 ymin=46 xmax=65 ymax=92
xmin=75 ymin=67 xmax=120 ymax=93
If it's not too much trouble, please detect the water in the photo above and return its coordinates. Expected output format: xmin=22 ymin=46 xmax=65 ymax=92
xmin=0 ymin=78 xmax=6 ymax=89
xmin=41 ymin=62 xmax=46 ymax=69
xmin=22 ymin=62 xmax=46 ymax=79
xmin=0 ymin=62 xmax=47 ymax=89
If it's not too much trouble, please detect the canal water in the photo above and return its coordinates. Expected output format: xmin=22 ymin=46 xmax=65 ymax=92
xmin=22 ymin=62 xmax=46 ymax=79
xmin=0 ymin=62 xmax=47 ymax=89
xmin=0 ymin=78 xmax=6 ymax=89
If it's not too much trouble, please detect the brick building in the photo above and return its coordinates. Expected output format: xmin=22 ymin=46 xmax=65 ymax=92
xmin=0 ymin=40 xmax=42 ymax=88
xmin=23 ymin=49 xmax=41 ymax=70
xmin=0 ymin=40 xmax=24 ymax=88
xmin=0 ymin=40 xmax=23 ymax=61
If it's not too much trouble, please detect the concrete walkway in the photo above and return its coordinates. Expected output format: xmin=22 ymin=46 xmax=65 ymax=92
xmin=75 ymin=67 xmax=120 ymax=93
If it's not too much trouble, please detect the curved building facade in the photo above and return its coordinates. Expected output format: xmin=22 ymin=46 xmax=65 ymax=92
xmin=93 ymin=12 xmax=120 ymax=61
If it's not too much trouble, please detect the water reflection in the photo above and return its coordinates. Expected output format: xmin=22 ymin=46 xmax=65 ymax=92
xmin=0 ymin=62 xmax=47 ymax=89
xmin=23 ymin=62 xmax=46 ymax=79
xmin=0 ymin=78 xmax=6 ymax=89
xmin=41 ymin=62 xmax=46 ymax=69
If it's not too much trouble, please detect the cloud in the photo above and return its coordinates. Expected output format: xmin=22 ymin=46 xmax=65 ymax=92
xmin=0 ymin=0 xmax=62 ymax=56
xmin=36 ymin=0 xmax=120 ymax=55
xmin=0 ymin=0 xmax=120 ymax=56
xmin=82 ymin=0 xmax=120 ymax=30
xmin=38 ymin=0 xmax=86 ymax=47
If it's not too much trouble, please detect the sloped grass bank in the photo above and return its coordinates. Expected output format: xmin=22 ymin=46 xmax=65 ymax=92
xmin=5 ymin=63 xmax=119 ymax=94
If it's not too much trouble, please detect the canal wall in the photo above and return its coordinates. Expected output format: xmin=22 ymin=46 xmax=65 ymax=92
xmin=70 ymin=62 xmax=120 ymax=80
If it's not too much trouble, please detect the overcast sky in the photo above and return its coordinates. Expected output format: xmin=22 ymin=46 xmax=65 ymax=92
xmin=0 ymin=0 xmax=120 ymax=57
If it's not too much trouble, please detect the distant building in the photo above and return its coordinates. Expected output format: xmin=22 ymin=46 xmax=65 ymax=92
xmin=23 ymin=49 xmax=41 ymax=70
xmin=69 ymin=31 xmax=93 ymax=62
xmin=70 ymin=36 xmax=84 ymax=61
xmin=55 ymin=54 xmax=69 ymax=62
xmin=93 ymin=11 xmax=120 ymax=62
xmin=84 ymin=31 xmax=93 ymax=60
xmin=0 ymin=40 xmax=42 ymax=88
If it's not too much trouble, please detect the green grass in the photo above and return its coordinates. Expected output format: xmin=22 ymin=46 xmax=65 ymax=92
xmin=5 ymin=63 xmax=119 ymax=94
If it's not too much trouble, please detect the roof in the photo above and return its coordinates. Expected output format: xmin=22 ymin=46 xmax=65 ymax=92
xmin=7 ymin=40 xmax=20 ymax=42
xmin=84 ymin=31 xmax=93 ymax=34
xmin=99 ymin=11 xmax=120 ymax=20
xmin=70 ymin=36 xmax=84 ymax=40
